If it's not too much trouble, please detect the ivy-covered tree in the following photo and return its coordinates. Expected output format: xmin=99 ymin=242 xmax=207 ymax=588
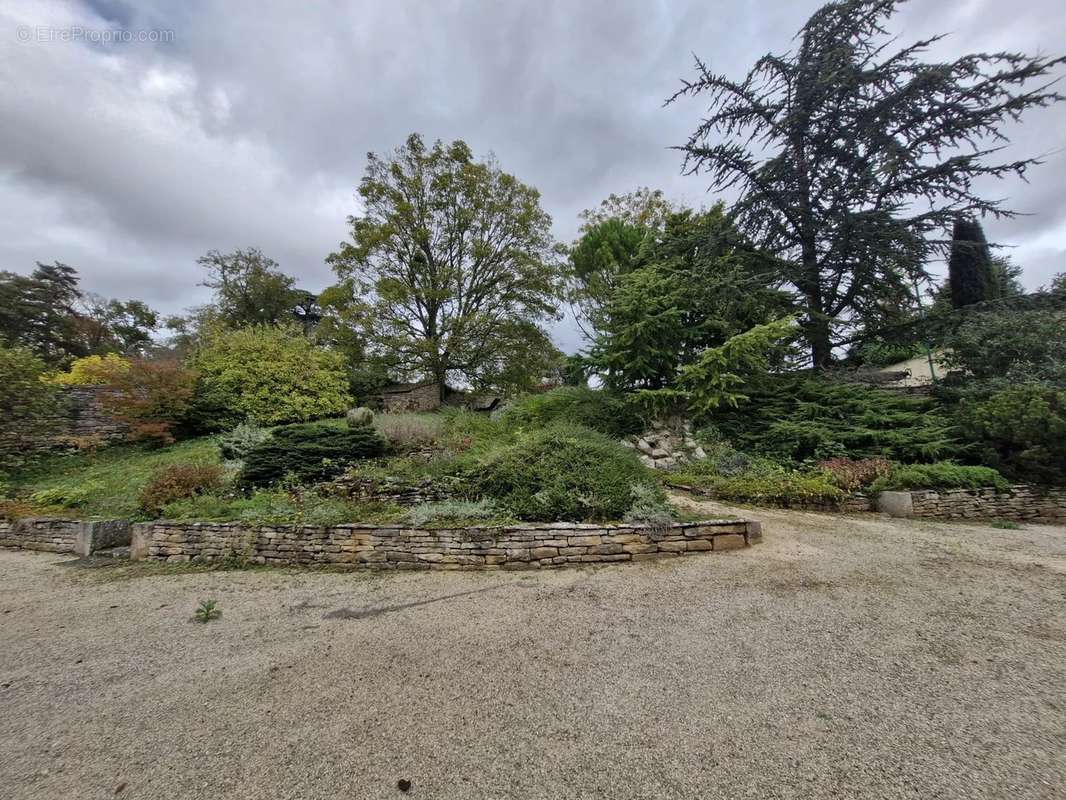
xmin=326 ymin=134 xmax=561 ymax=397
xmin=947 ymin=217 xmax=996 ymax=309
xmin=669 ymin=0 xmax=1065 ymax=366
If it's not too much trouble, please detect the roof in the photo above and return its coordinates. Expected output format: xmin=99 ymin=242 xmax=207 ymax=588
xmin=377 ymin=381 xmax=437 ymax=395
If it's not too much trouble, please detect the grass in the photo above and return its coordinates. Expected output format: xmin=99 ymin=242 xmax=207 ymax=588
xmin=7 ymin=437 xmax=222 ymax=520
xmin=989 ymin=519 xmax=1021 ymax=530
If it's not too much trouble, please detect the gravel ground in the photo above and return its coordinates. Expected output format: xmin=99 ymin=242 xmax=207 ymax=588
xmin=1 ymin=501 xmax=1065 ymax=800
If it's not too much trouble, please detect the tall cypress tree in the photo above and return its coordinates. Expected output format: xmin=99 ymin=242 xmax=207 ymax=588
xmin=947 ymin=217 xmax=996 ymax=309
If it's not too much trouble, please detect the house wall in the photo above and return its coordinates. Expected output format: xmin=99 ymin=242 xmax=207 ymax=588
xmin=381 ymin=383 xmax=441 ymax=413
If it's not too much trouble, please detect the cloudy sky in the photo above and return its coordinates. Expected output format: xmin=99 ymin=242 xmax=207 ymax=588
xmin=1 ymin=0 xmax=1064 ymax=352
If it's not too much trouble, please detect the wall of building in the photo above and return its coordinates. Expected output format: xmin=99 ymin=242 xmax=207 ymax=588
xmin=381 ymin=383 xmax=441 ymax=413
xmin=131 ymin=518 xmax=763 ymax=569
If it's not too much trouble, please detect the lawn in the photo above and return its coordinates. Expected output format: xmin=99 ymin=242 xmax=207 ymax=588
xmin=7 ymin=437 xmax=222 ymax=520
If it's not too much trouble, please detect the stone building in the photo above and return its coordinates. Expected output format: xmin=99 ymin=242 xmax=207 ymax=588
xmin=375 ymin=381 xmax=442 ymax=413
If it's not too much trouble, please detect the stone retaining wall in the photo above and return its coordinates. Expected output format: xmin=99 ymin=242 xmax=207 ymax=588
xmin=0 ymin=518 xmax=131 ymax=555
xmin=903 ymin=485 xmax=1066 ymax=521
xmin=674 ymin=481 xmax=1064 ymax=522
xmin=131 ymin=518 xmax=762 ymax=569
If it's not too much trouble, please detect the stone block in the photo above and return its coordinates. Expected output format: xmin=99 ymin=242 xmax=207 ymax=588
xmin=876 ymin=491 xmax=914 ymax=518
xmin=568 ymin=535 xmax=602 ymax=547
xmin=658 ymin=540 xmax=688 ymax=552
xmin=713 ymin=534 xmax=746 ymax=551
xmin=588 ymin=543 xmax=623 ymax=555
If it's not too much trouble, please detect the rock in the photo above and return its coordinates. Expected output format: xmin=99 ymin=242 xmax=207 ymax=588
xmin=650 ymin=448 xmax=670 ymax=459
xmin=692 ymin=447 xmax=707 ymax=460
xmin=638 ymin=454 xmax=656 ymax=468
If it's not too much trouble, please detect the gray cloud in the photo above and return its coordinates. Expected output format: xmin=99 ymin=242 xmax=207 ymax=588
xmin=1 ymin=0 xmax=1064 ymax=354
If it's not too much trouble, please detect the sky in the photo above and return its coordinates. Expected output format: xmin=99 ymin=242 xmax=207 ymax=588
xmin=1 ymin=0 xmax=1064 ymax=354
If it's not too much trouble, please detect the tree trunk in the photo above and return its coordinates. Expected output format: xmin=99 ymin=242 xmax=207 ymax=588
xmin=799 ymin=239 xmax=832 ymax=369
xmin=807 ymin=316 xmax=832 ymax=369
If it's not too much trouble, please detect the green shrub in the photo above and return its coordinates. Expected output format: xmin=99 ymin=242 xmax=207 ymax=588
xmin=501 ymin=387 xmax=645 ymax=438
xmin=817 ymin=457 xmax=891 ymax=492
xmin=706 ymin=471 xmax=845 ymax=507
xmin=139 ymin=464 xmax=226 ymax=513
xmin=473 ymin=424 xmax=651 ymax=521
xmin=218 ymin=420 xmax=270 ymax=462
xmin=189 ymin=325 xmax=351 ymax=430
xmin=346 ymin=407 xmax=375 ymax=428
xmin=29 ymin=484 xmax=96 ymax=509
xmin=622 ymin=483 xmax=674 ymax=527
xmin=405 ymin=499 xmax=503 ymax=527
xmin=957 ymin=384 xmax=1066 ymax=484
xmin=712 ymin=376 xmax=963 ymax=463
xmin=870 ymin=462 xmax=1008 ymax=492
xmin=239 ymin=422 xmax=385 ymax=487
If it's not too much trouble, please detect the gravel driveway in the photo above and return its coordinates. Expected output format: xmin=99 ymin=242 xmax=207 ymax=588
xmin=1 ymin=501 xmax=1064 ymax=800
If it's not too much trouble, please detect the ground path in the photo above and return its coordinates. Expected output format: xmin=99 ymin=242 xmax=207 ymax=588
xmin=1 ymin=501 xmax=1064 ymax=799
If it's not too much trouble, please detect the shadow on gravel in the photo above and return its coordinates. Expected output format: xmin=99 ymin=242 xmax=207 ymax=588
xmin=324 ymin=585 xmax=506 ymax=621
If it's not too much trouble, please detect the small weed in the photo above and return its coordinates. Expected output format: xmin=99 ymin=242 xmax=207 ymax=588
xmin=194 ymin=599 xmax=221 ymax=623
xmin=989 ymin=519 xmax=1021 ymax=530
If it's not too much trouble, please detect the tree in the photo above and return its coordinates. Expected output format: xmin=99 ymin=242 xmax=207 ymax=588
xmin=0 ymin=262 xmax=86 ymax=364
xmin=668 ymin=0 xmax=1065 ymax=366
xmin=942 ymin=307 xmax=1066 ymax=384
xmin=0 ymin=344 xmax=58 ymax=470
xmin=568 ymin=217 xmax=651 ymax=332
xmin=189 ymin=325 xmax=351 ymax=429
xmin=589 ymin=205 xmax=794 ymax=391
xmin=79 ymin=294 xmax=159 ymax=355
xmin=631 ymin=316 xmax=798 ymax=417
xmin=197 ymin=248 xmax=305 ymax=329
xmin=577 ymin=187 xmax=675 ymax=233
xmin=947 ymin=217 xmax=996 ymax=308
xmin=326 ymin=133 xmax=562 ymax=397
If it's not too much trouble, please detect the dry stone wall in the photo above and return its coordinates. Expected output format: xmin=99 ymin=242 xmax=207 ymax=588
xmin=0 ymin=518 xmax=130 ymax=555
xmin=906 ymin=485 xmax=1066 ymax=522
xmin=131 ymin=518 xmax=762 ymax=569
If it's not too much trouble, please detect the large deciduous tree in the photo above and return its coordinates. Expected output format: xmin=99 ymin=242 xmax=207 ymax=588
xmin=326 ymin=133 xmax=561 ymax=396
xmin=668 ymin=0 xmax=1065 ymax=366
xmin=197 ymin=248 xmax=307 ymax=329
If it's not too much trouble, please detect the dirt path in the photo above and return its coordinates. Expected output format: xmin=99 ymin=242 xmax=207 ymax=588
xmin=1 ymin=505 xmax=1064 ymax=799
